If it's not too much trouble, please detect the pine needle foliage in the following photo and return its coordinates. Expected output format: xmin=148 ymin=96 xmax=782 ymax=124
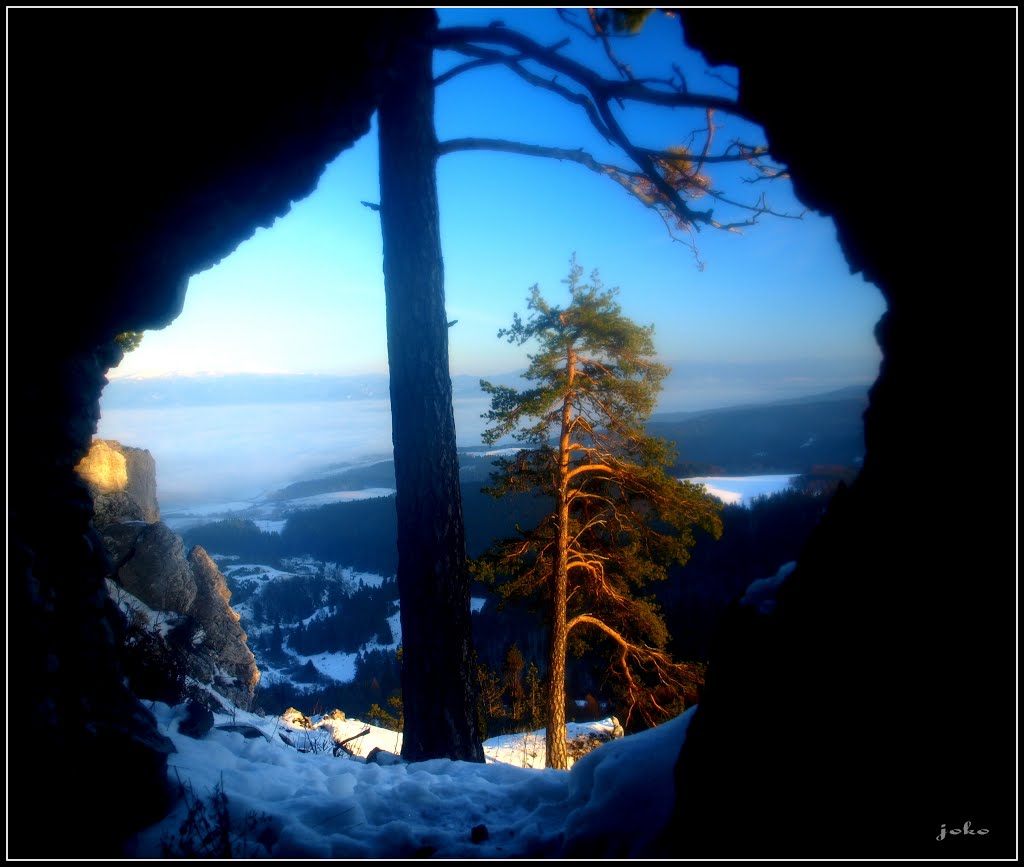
xmin=476 ymin=256 xmax=723 ymax=768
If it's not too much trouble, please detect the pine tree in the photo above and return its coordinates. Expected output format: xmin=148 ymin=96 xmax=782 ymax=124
xmin=477 ymin=256 xmax=723 ymax=769
xmin=503 ymin=644 xmax=527 ymax=726
xmin=375 ymin=10 xmax=791 ymax=762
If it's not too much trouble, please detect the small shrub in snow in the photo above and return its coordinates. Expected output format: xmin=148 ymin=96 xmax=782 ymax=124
xmin=161 ymin=776 xmax=274 ymax=858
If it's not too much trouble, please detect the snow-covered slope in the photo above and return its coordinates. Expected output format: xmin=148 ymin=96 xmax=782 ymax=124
xmin=124 ymin=701 xmax=695 ymax=858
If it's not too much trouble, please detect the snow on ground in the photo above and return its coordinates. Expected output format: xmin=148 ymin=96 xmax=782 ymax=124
xmin=124 ymin=702 xmax=695 ymax=858
xmin=741 ymin=561 xmax=797 ymax=615
xmin=283 ymin=488 xmax=395 ymax=508
xmin=286 ymin=649 xmax=360 ymax=684
xmin=683 ymin=474 xmax=798 ymax=506
xmin=106 ymin=578 xmax=179 ymax=638
xmin=336 ymin=567 xmax=387 ymax=589
xmin=252 ymin=519 xmax=288 ymax=534
xmin=272 ymin=608 xmax=401 ymax=686
xmin=212 ymin=558 xmax=398 ymax=687
xmin=462 ymin=447 xmax=524 ymax=458
xmin=221 ymin=562 xmax=302 ymax=583
xmin=386 ymin=609 xmax=402 ymax=646
xmin=162 ymin=487 xmax=397 ymax=532
xmin=166 ymin=499 xmax=261 ymax=518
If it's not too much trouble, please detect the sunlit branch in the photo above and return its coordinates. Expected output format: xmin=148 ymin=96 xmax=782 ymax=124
xmin=565 ymin=613 xmax=695 ymax=728
xmin=565 ymin=462 xmax=616 ymax=483
xmin=565 ymin=490 xmax=616 ymax=509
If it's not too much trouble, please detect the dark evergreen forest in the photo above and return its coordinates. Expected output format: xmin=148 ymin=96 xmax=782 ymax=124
xmin=186 ymin=469 xmax=849 ymax=731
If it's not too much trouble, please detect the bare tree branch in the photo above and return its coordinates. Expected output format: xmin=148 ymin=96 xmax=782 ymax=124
xmin=435 ymin=25 xmax=738 ymax=112
xmin=590 ymin=95 xmax=714 ymax=229
xmin=444 ymin=41 xmax=615 ymax=144
xmin=438 ymin=136 xmax=635 ymax=182
xmin=555 ymin=8 xmax=594 ymax=40
xmin=565 ymin=613 xmax=698 ymax=729
xmin=435 ymin=20 xmax=792 ymax=251
xmin=704 ymin=67 xmax=739 ymax=92
xmin=586 ymin=7 xmax=637 ymax=82
xmin=434 ymin=56 xmax=507 ymax=88
xmin=693 ymin=108 xmax=715 ymax=178
xmin=632 ymin=146 xmax=769 ymax=165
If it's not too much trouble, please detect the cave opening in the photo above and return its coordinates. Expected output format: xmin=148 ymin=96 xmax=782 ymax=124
xmin=10 ymin=7 xmax=1013 ymax=859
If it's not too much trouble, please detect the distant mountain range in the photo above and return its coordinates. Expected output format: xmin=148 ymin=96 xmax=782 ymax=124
xmin=649 ymin=384 xmax=867 ymax=421
xmin=254 ymin=384 xmax=870 ymax=502
xmin=103 ymin=368 xmax=874 ymax=413
xmin=647 ymin=385 xmax=868 ymax=474
xmin=101 ymin=372 xmax=517 ymax=408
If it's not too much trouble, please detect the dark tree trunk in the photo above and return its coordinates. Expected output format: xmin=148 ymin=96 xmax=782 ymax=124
xmin=377 ymin=15 xmax=484 ymax=763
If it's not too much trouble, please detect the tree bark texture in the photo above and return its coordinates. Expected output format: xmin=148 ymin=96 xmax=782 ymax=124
xmin=378 ymin=17 xmax=484 ymax=763
xmin=546 ymin=351 xmax=577 ymax=770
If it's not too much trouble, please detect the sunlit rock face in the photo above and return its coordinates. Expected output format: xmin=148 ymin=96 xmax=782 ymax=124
xmin=76 ymin=439 xmax=160 ymax=523
xmin=75 ymin=439 xmax=128 ymax=492
xmin=83 ymin=442 xmax=261 ymax=709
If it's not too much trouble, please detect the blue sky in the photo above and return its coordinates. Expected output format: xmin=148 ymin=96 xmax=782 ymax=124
xmin=109 ymin=9 xmax=884 ymax=398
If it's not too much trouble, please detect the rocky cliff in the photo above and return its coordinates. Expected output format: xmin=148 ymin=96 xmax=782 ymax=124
xmin=75 ymin=438 xmax=160 ymax=523
xmin=8 ymin=9 xmax=391 ymax=856
xmin=77 ymin=439 xmax=260 ymax=711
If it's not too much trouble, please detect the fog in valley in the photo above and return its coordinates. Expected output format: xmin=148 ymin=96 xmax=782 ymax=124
xmin=98 ymin=357 xmax=875 ymax=512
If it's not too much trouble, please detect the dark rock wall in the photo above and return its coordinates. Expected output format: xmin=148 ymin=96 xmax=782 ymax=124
xmin=663 ymin=10 xmax=1016 ymax=858
xmin=7 ymin=8 xmax=410 ymax=856
xmin=6 ymin=7 xmax=1013 ymax=858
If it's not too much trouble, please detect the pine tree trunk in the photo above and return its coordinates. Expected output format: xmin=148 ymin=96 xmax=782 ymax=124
xmin=377 ymin=12 xmax=484 ymax=763
xmin=546 ymin=350 xmax=577 ymax=770
xmin=546 ymin=580 xmax=569 ymax=769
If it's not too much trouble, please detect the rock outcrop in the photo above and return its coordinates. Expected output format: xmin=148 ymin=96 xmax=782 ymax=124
xmin=116 ymin=522 xmax=199 ymax=615
xmin=188 ymin=546 xmax=261 ymax=707
xmin=76 ymin=439 xmax=160 ymax=523
xmin=8 ymin=9 xmax=392 ymax=856
xmin=77 ymin=438 xmax=260 ymax=710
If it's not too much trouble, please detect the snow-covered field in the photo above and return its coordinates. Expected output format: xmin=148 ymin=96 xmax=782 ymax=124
xmin=222 ymin=560 xmax=494 ymax=690
xmin=165 ymin=472 xmax=798 ymax=534
xmin=683 ymin=474 xmax=798 ymax=506
xmin=163 ymin=487 xmax=396 ymax=533
xmin=215 ymin=559 xmax=397 ymax=688
xmin=461 ymin=446 xmax=523 ymax=458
